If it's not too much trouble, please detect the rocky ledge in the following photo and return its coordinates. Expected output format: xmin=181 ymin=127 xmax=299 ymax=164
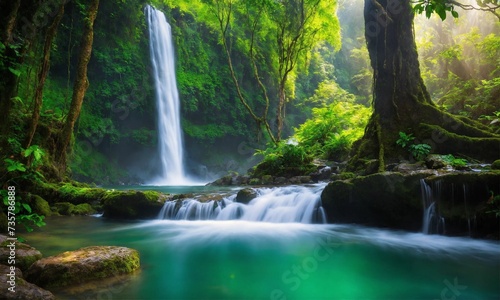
xmin=321 ymin=169 xmax=500 ymax=239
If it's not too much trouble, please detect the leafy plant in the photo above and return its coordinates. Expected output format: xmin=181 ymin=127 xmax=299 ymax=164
xmin=1 ymin=190 xmax=46 ymax=233
xmin=396 ymin=132 xmax=431 ymax=161
xmin=396 ymin=132 xmax=415 ymax=148
xmin=441 ymin=154 xmax=468 ymax=168
xmin=254 ymin=141 xmax=315 ymax=177
xmin=408 ymin=143 xmax=432 ymax=161
xmin=1 ymin=145 xmax=47 ymax=232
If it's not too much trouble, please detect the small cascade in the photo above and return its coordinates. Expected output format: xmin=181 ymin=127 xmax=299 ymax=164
xmin=420 ymin=179 xmax=445 ymax=234
xmin=158 ymin=185 xmax=327 ymax=224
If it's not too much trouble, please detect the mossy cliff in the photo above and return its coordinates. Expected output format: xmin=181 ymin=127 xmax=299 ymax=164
xmin=321 ymin=170 xmax=500 ymax=238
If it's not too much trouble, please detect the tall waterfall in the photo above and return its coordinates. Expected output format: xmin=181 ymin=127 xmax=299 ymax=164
xmin=158 ymin=184 xmax=327 ymax=224
xmin=145 ymin=5 xmax=188 ymax=185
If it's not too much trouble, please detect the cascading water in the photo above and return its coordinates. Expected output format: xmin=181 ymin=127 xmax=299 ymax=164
xmin=420 ymin=179 xmax=445 ymax=234
xmin=158 ymin=184 xmax=327 ymax=224
xmin=145 ymin=5 xmax=189 ymax=185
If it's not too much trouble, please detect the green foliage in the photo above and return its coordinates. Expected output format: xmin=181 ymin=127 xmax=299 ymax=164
xmin=294 ymin=101 xmax=370 ymax=160
xmin=396 ymin=132 xmax=415 ymax=149
xmin=408 ymin=143 xmax=432 ymax=161
xmin=413 ymin=0 xmax=460 ymax=20
xmin=441 ymin=154 xmax=468 ymax=168
xmin=254 ymin=141 xmax=315 ymax=177
xmin=396 ymin=132 xmax=431 ymax=161
xmin=486 ymin=193 xmax=500 ymax=217
xmin=2 ymin=145 xmax=48 ymax=233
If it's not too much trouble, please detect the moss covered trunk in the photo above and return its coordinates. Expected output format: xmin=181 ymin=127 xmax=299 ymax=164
xmin=56 ymin=0 xmax=99 ymax=171
xmin=350 ymin=0 xmax=500 ymax=171
xmin=25 ymin=2 xmax=65 ymax=148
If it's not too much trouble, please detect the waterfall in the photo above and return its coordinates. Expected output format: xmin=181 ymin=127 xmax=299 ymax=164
xmin=158 ymin=185 xmax=327 ymax=224
xmin=145 ymin=5 xmax=189 ymax=185
xmin=420 ymin=179 xmax=445 ymax=234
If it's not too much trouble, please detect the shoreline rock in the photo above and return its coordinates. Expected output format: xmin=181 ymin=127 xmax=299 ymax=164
xmin=25 ymin=246 xmax=140 ymax=289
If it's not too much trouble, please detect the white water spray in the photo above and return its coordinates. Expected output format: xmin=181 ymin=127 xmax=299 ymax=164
xmin=145 ymin=5 xmax=191 ymax=185
xmin=158 ymin=184 xmax=327 ymax=224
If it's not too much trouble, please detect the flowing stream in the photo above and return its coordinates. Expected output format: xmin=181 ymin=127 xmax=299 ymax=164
xmin=145 ymin=5 xmax=189 ymax=185
xmin=21 ymin=183 xmax=500 ymax=300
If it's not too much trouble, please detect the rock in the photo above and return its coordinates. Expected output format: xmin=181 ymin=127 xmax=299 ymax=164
xmin=362 ymin=159 xmax=380 ymax=175
xmin=52 ymin=202 xmax=75 ymax=215
xmin=71 ymin=203 xmax=96 ymax=215
xmin=321 ymin=172 xmax=433 ymax=231
xmin=249 ymin=178 xmax=260 ymax=185
xmin=0 ymin=235 xmax=42 ymax=271
xmin=425 ymin=154 xmax=446 ymax=169
xmin=0 ymin=264 xmax=55 ymax=300
xmin=274 ymin=177 xmax=287 ymax=185
xmin=321 ymin=170 xmax=500 ymax=238
xmin=394 ymin=161 xmax=427 ymax=173
xmin=310 ymin=166 xmax=332 ymax=182
xmin=25 ymin=246 xmax=140 ymax=289
xmin=261 ymin=175 xmax=274 ymax=185
xmin=236 ymin=188 xmax=258 ymax=204
xmin=288 ymin=176 xmax=312 ymax=184
xmin=30 ymin=195 xmax=51 ymax=216
xmin=491 ymin=159 xmax=500 ymax=170
xmin=424 ymin=171 xmax=500 ymax=238
xmin=102 ymin=190 xmax=165 ymax=219
xmin=52 ymin=202 xmax=96 ymax=216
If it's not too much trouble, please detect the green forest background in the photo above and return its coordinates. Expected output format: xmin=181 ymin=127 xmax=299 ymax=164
xmin=2 ymin=0 xmax=499 ymax=185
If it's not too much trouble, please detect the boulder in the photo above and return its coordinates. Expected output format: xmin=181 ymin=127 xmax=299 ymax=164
xmin=25 ymin=246 xmax=140 ymax=289
xmin=52 ymin=202 xmax=96 ymax=216
xmin=321 ymin=172 xmax=433 ymax=231
xmin=0 ymin=235 xmax=42 ymax=271
xmin=425 ymin=154 xmax=447 ymax=169
xmin=102 ymin=190 xmax=166 ymax=219
xmin=310 ymin=166 xmax=332 ymax=182
xmin=0 ymin=264 xmax=55 ymax=300
xmin=321 ymin=170 xmax=500 ymax=238
xmin=492 ymin=159 xmax=500 ymax=170
xmin=236 ymin=188 xmax=258 ymax=204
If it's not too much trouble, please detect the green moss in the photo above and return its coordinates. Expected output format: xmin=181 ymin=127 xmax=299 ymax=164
xmin=102 ymin=190 xmax=165 ymax=219
xmin=492 ymin=159 xmax=500 ymax=170
xmin=31 ymin=195 xmax=51 ymax=216
xmin=53 ymin=202 xmax=75 ymax=215
xmin=71 ymin=203 xmax=96 ymax=215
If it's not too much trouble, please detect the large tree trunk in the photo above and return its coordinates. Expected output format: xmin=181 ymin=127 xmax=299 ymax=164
xmin=349 ymin=0 xmax=500 ymax=172
xmin=56 ymin=0 xmax=99 ymax=171
xmin=25 ymin=1 xmax=65 ymax=148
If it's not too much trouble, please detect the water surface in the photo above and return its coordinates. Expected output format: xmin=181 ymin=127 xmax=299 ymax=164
xmin=23 ymin=216 xmax=500 ymax=300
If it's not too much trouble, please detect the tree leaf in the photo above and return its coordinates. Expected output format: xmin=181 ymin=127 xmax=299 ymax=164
xmin=8 ymin=67 xmax=21 ymax=77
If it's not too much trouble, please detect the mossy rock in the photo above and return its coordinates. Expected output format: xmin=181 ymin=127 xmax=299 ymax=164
xmin=0 ymin=264 xmax=55 ymax=300
xmin=34 ymin=182 xmax=107 ymax=205
xmin=25 ymin=246 xmax=140 ymax=289
xmin=30 ymin=195 xmax=51 ymax=216
xmin=492 ymin=159 xmax=500 ymax=170
xmin=321 ymin=171 xmax=434 ymax=230
xmin=236 ymin=188 xmax=258 ymax=204
xmin=0 ymin=235 xmax=43 ymax=271
xmin=102 ymin=190 xmax=165 ymax=219
xmin=53 ymin=202 xmax=75 ymax=215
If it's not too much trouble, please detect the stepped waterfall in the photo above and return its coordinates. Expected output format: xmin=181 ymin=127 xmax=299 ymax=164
xmin=158 ymin=184 xmax=327 ymax=224
xmin=145 ymin=5 xmax=189 ymax=185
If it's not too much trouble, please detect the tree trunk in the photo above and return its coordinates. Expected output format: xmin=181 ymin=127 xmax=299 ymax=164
xmin=25 ymin=2 xmax=65 ymax=149
xmin=56 ymin=0 xmax=99 ymax=171
xmin=349 ymin=0 xmax=500 ymax=172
